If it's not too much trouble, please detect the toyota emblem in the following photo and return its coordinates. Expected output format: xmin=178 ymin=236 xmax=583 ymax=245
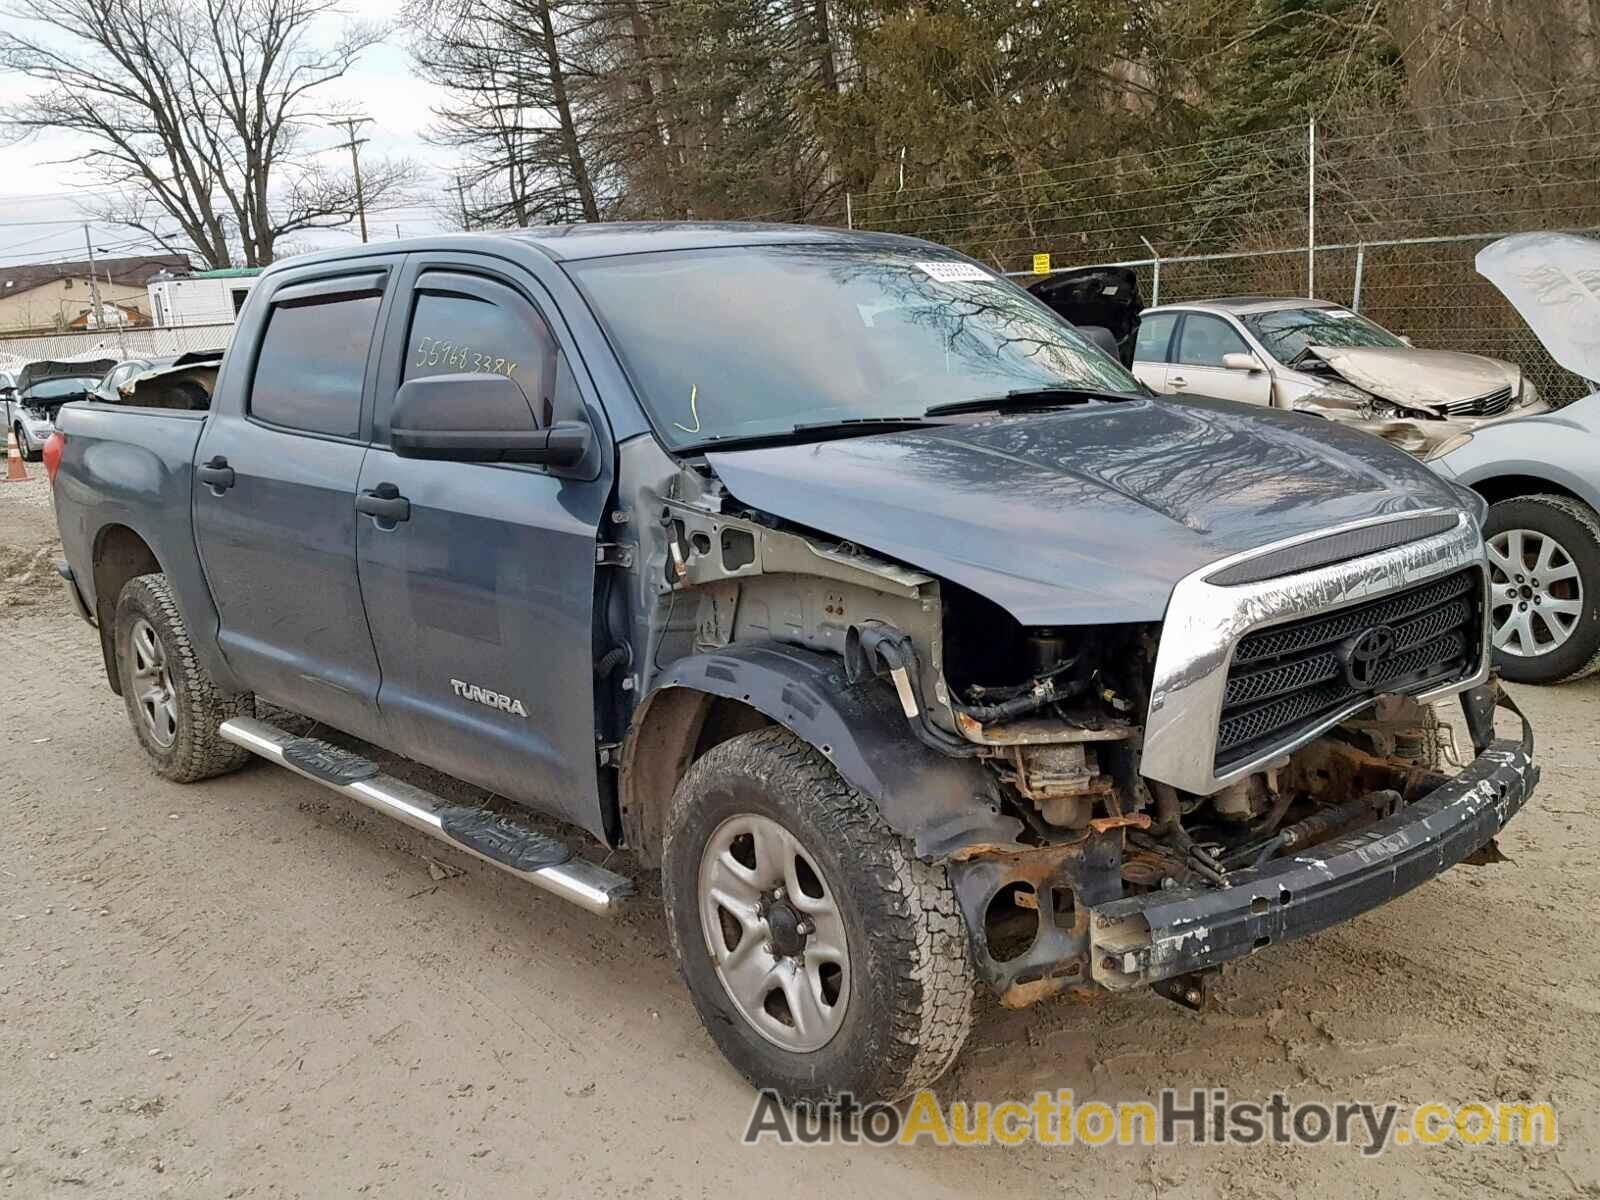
xmin=1341 ymin=624 xmax=1397 ymax=690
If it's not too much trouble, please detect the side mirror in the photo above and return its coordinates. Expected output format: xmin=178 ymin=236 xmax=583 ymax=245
xmin=1398 ymin=335 xmax=1414 ymax=347
xmin=1221 ymin=351 xmax=1263 ymax=373
xmin=0 ymin=386 xmax=15 ymax=400
xmin=390 ymin=372 xmax=591 ymax=468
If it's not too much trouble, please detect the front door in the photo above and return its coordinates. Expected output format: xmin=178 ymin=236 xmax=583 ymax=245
xmin=192 ymin=264 xmax=398 ymax=742
xmin=355 ymin=260 xmax=614 ymax=839
xmin=1167 ymin=313 xmax=1273 ymax=405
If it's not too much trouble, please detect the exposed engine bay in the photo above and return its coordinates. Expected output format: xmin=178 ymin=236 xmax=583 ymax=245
xmin=625 ymin=458 xmax=1503 ymax=1007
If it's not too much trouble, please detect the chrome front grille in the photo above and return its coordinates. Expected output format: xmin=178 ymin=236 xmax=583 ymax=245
xmin=1214 ymin=567 xmax=1483 ymax=771
xmin=1440 ymin=386 xmax=1514 ymax=418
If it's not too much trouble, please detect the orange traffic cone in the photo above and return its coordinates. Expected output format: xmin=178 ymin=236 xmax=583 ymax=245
xmin=5 ymin=428 xmax=29 ymax=483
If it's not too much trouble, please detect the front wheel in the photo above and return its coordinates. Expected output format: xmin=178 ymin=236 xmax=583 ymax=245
xmin=661 ymin=728 xmax=976 ymax=1106
xmin=1484 ymin=494 xmax=1600 ymax=684
xmin=14 ymin=425 xmax=40 ymax=463
xmin=114 ymin=573 xmax=255 ymax=781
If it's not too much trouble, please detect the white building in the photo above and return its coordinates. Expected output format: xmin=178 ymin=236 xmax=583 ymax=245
xmin=147 ymin=268 xmax=263 ymax=328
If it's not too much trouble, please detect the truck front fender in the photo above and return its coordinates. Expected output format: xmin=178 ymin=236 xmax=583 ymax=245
xmin=620 ymin=643 xmax=1021 ymax=863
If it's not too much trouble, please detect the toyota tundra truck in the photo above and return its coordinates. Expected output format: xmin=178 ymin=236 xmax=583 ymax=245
xmin=47 ymin=224 xmax=1537 ymax=1106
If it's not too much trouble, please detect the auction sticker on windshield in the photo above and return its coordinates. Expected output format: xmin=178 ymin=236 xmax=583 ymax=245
xmin=916 ymin=261 xmax=994 ymax=283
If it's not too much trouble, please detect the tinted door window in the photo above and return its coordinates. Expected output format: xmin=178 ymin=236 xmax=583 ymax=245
xmin=250 ymin=288 xmax=382 ymax=437
xmin=1176 ymin=314 xmax=1250 ymax=367
xmin=403 ymin=273 xmax=558 ymax=424
xmin=1133 ymin=312 xmax=1178 ymax=363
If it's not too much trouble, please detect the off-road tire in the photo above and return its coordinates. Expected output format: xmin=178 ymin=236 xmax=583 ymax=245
xmin=661 ymin=727 xmax=976 ymax=1106
xmin=1484 ymin=495 xmax=1600 ymax=684
xmin=114 ymin=573 xmax=255 ymax=782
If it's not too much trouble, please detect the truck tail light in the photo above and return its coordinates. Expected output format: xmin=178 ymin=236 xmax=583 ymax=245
xmin=43 ymin=431 xmax=64 ymax=483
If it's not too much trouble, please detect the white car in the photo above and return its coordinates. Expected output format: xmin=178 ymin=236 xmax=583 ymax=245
xmin=1131 ymin=297 xmax=1546 ymax=457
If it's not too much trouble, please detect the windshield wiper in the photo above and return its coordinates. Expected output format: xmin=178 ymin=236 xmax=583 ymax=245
xmin=677 ymin=416 xmax=943 ymax=454
xmin=923 ymin=386 xmax=1145 ymax=417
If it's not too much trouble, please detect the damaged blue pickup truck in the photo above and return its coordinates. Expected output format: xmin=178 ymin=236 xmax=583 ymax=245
xmin=49 ymin=224 xmax=1536 ymax=1105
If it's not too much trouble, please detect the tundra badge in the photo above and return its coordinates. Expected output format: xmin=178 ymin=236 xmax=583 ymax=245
xmin=450 ymin=678 xmax=529 ymax=717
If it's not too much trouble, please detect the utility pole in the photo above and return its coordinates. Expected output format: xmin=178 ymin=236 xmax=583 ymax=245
xmin=98 ymin=255 xmax=128 ymax=356
xmin=83 ymin=225 xmax=105 ymax=331
xmin=454 ymin=175 xmax=471 ymax=231
xmin=329 ymin=117 xmax=373 ymax=243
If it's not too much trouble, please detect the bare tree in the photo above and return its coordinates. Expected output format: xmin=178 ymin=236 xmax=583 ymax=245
xmin=409 ymin=0 xmax=602 ymax=228
xmin=0 ymin=0 xmax=415 ymax=266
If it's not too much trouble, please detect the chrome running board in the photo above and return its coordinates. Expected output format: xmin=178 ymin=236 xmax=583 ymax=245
xmin=218 ymin=716 xmax=633 ymax=915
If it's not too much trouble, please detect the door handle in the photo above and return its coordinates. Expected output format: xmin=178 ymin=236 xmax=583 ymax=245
xmin=356 ymin=482 xmax=410 ymax=524
xmin=1168 ymin=375 xmax=1188 ymax=389
xmin=197 ymin=456 xmax=235 ymax=491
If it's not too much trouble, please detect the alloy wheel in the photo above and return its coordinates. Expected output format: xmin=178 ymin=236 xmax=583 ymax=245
xmin=1486 ymin=528 xmax=1584 ymax=657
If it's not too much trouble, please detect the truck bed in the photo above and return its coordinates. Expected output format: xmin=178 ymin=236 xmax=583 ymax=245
xmin=53 ymin=401 xmax=237 ymax=694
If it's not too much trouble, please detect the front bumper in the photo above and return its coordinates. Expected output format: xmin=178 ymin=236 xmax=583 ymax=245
xmin=1090 ymin=700 xmax=1535 ymax=990
xmin=950 ymin=687 xmax=1536 ymax=1003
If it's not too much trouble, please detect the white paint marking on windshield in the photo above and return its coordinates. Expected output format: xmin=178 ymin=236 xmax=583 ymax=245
xmin=915 ymin=261 xmax=994 ymax=284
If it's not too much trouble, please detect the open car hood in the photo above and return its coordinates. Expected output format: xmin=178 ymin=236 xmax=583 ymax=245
xmin=17 ymin=357 xmax=117 ymax=393
xmin=1477 ymin=232 xmax=1600 ymax=383
xmin=1302 ymin=345 xmax=1519 ymax=412
xmin=705 ymin=396 xmax=1468 ymax=626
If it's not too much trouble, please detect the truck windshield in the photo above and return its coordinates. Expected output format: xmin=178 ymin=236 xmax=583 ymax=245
xmin=568 ymin=244 xmax=1142 ymax=449
xmin=1243 ymin=306 xmax=1407 ymax=363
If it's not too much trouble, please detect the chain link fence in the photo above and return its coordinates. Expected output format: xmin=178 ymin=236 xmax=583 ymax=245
xmin=0 ymin=322 xmax=235 ymax=369
xmin=837 ymin=86 xmax=1600 ymax=406
xmin=1007 ymin=232 xmax=1592 ymax=407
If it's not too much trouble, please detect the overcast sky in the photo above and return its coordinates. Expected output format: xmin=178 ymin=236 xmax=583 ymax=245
xmin=0 ymin=2 xmax=454 ymax=271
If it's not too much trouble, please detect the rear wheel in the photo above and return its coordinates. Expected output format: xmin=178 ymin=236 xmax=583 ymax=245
xmin=1483 ymin=495 xmax=1600 ymax=684
xmin=661 ymin=727 xmax=975 ymax=1106
xmin=114 ymin=573 xmax=255 ymax=781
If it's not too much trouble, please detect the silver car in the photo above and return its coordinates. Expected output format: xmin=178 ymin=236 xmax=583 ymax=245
xmin=5 ymin=358 xmax=116 ymax=461
xmin=1132 ymin=297 xmax=1546 ymax=458
xmin=1 ymin=369 xmax=52 ymax=461
xmin=1428 ymin=232 xmax=1600 ymax=684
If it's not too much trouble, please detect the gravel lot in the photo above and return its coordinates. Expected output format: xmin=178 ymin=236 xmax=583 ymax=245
xmin=2 ymin=468 xmax=1597 ymax=1198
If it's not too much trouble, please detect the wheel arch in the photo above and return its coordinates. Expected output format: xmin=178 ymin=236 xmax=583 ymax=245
xmin=92 ymin=524 xmax=163 ymax=695
xmin=88 ymin=521 xmax=244 ymax=698
xmin=1469 ymin=473 xmax=1590 ymax=509
xmin=619 ymin=643 xmax=1020 ymax=866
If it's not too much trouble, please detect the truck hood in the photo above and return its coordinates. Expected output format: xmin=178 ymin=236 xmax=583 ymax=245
xmin=705 ymin=397 xmax=1468 ymax=626
xmin=1476 ymin=231 xmax=1600 ymax=383
xmin=1302 ymin=345 xmax=1519 ymax=412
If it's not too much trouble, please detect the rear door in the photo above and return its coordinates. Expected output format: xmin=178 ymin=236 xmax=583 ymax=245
xmin=1167 ymin=313 xmax=1272 ymax=405
xmin=192 ymin=260 xmax=401 ymax=742
xmin=354 ymin=256 xmax=615 ymax=839
xmin=1131 ymin=310 xmax=1179 ymax=392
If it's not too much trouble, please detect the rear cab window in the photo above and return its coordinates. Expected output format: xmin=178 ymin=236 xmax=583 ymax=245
xmin=249 ymin=273 xmax=386 ymax=438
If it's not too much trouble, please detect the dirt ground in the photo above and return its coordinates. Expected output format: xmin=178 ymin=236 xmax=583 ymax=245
xmin=2 ymin=466 xmax=1597 ymax=1199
